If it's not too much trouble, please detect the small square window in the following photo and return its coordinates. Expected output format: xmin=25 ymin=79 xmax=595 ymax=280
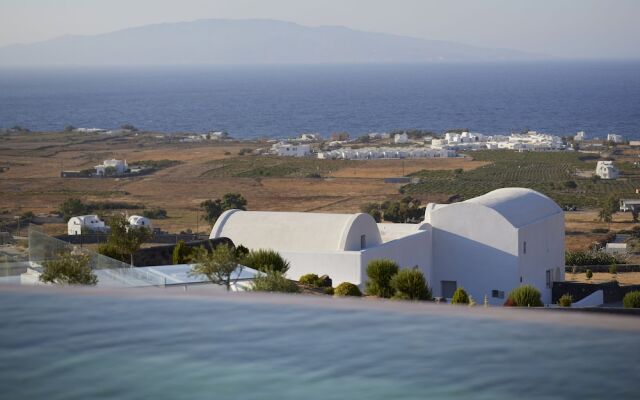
xmin=491 ymin=290 xmax=505 ymax=299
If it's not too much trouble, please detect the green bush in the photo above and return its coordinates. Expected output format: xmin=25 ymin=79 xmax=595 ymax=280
xmin=299 ymin=273 xmax=322 ymax=286
xmin=591 ymin=228 xmax=609 ymax=234
xmin=451 ymin=287 xmax=470 ymax=305
xmin=586 ymin=269 xmax=593 ymax=280
xmin=334 ymin=282 xmax=362 ymax=297
xmin=365 ymin=259 xmax=399 ymax=298
xmin=390 ymin=269 xmax=431 ymax=301
xmin=250 ymin=270 xmax=300 ymax=293
xmin=558 ymin=293 xmax=573 ymax=307
xmin=97 ymin=243 xmax=127 ymax=262
xmin=623 ymin=291 xmax=640 ymax=308
xmin=324 ymin=287 xmax=335 ymax=295
xmin=507 ymin=285 xmax=543 ymax=307
xmin=172 ymin=240 xmax=193 ymax=264
xmin=241 ymin=249 xmax=290 ymax=273
xmin=609 ymin=264 xmax=618 ymax=275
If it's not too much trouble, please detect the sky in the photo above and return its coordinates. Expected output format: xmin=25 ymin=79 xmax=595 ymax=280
xmin=0 ymin=0 xmax=638 ymax=59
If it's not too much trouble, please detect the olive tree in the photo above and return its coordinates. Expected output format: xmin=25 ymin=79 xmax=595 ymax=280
xmin=39 ymin=251 xmax=98 ymax=286
xmin=190 ymin=243 xmax=241 ymax=291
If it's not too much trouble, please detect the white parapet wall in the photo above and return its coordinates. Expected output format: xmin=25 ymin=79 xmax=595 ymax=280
xmin=572 ymin=290 xmax=604 ymax=307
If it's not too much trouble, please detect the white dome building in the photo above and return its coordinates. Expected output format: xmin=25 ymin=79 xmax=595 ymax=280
xmin=128 ymin=215 xmax=152 ymax=229
xmin=426 ymin=188 xmax=564 ymax=305
xmin=211 ymin=210 xmax=430 ymax=286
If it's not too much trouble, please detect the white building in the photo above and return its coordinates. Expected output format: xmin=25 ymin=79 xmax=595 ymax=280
xmin=271 ymin=142 xmax=311 ymax=157
xmin=68 ymin=215 xmax=108 ymax=235
xmin=128 ymin=215 xmax=152 ymax=229
xmin=210 ymin=210 xmax=430 ymax=286
xmin=210 ymin=188 xmax=565 ymax=305
xmin=299 ymin=133 xmax=320 ymax=141
xmin=425 ymin=188 xmax=564 ymax=305
xmin=595 ymin=161 xmax=619 ymax=180
xmin=607 ymin=133 xmax=625 ymax=144
xmin=574 ymin=131 xmax=586 ymax=141
xmin=95 ymin=159 xmax=128 ymax=176
xmin=394 ymin=133 xmax=408 ymax=144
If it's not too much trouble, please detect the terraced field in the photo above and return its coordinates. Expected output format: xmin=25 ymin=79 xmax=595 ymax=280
xmin=404 ymin=150 xmax=640 ymax=207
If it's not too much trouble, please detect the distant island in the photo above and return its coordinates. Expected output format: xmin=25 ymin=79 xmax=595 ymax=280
xmin=0 ymin=19 xmax=543 ymax=66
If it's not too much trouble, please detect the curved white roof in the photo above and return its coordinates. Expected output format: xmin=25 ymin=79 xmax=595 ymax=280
xmin=464 ymin=188 xmax=562 ymax=228
xmin=210 ymin=210 xmax=382 ymax=252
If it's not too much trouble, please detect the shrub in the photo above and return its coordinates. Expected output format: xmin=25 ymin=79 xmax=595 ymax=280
xmin=591 ymin=228 xmax=609 ymax=234
xmin=365 ymin=259 xmax=399 ymax=298
xmin=609 ymin=264 xmax=618 ymax=275
xmin=39 ymin=251 xmax=98 ymax=286
xmin=97 ymin=243 xmax=127 ymax=262
xmin=241 ymin=249 xmax=290 ymax=273
xmin=506 ymin=285 xmax=543 ymax=307
xmin=558 ymin=293 xmax=573 ymax=307
xmin=172 ymin=240 xmax=193 ymax=264
xmin=451 ymin=287 xmax=470 ymax=305
xmin=390 ymin=269 xmax=431 ymax=301
xmin=250 ymin=270 xmax=300 ymax=293
xmin=299 ymin=273 xmax=322 ymax=286
xmin=565 ymin=250 xmax=620 ymax=266
xmin=143 ymin=208 xmax=167 ymax=219
xmin=324 ymin=287 xmax=335 ymax=295
xmin=586 ymin=269 xmax=593 ymax=280
xmin=623 ymin=291 xmax=640 ymax=308
xmin=334 ymin=282 xmax=362 ymax=297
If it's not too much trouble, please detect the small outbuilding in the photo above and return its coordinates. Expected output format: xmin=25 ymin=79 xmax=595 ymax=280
xmin=67 ymin=215 xmax=107 ymax=235
xmin=128 ymin=215 xmax=152 ymax=229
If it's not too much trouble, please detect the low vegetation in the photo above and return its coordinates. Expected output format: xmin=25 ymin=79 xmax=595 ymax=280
xmin=250 ymin=270 xmax=300 ymax=293
xmin=241 ymin=249 xmax=290 ymax=274
xmin=39 ymin=251 xmax=98 ymax=286
xmin=298 ymin=273 xmax=332 ymax=288
xmin=451 ymin=287 xmax=470 ymax=305
xmin=565 ymin=250 xmax=621 ymax=266
xmin=142 ymin=208 xmax=168 ymax=219
xmin=402 ymin=150 xmax=640 ymax=208
xmin=172 ymin=240 xmax=194 ymax=264
xmin=334 ymin=282 xmax=362 ymax=297
xmin=361 ymin=197 xmax=424 ymax=223
xmin=390 ymin=269 xmax=432 ymax=301
xmin=622 ymin=291 xmax=640 ymax=308
xmin=558 ymin=293 xmax=573 ymax=307
xmin=58 ymin=198 xmax=145 ymax=221
xmin=365 ymin=259 xmax=399 ymax=298
xmin=506 ymin=285 xmax=543 ymax=307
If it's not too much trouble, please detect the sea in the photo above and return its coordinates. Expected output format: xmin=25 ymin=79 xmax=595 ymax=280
xmin=0 ymin=61 xmax=639 ymax=139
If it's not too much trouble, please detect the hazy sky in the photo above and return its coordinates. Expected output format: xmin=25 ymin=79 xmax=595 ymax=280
xmin=0 ymin=0 xmax=638 ymax=59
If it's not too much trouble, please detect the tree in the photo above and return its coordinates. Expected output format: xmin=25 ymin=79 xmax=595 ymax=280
xmin=63 ymin=125 xmax=76 ymax=132
xmin=598 ymin=207 xmax=612 ymax=224
xmin=106 ymin=215 xmax=153 ymax=266
xmin=59 ymin=198 xmax=88 ymax=222
xmin=365 ymin=259 xmax=399 ymax=298
xmin=172 ymin=240 xmax=193 ymax=264
xmin=39 ymin=251 xmax=98 ymax=285
xmin=190 ymin=243 xmax=241 ymax=291
xmin=200 ymin=192 xmax=248 ymax=226
xmin=631 ymin=208 xmax=639 ymax=223
xmin=120 ymin=123 xmax=138 ymax=131
xmin=360 ymin=203 xmax=382 ymax=222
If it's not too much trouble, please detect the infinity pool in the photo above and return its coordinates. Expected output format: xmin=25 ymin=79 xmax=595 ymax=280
xmin=0 ymin=287 xmax=638 ymax=399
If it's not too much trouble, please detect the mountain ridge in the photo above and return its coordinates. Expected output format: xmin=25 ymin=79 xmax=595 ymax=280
xmin=0 ymin=19 xmax=545 ymax=66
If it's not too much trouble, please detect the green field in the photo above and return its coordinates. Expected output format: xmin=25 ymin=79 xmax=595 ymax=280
xmin=200 ymin=156 xmax=359 ymax=178
xmin=403 ymin=150 xmax=640 ymax=208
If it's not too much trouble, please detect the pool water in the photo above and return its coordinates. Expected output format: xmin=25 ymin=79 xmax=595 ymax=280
xmin=0 ymin=288 xmax=638 ymax=399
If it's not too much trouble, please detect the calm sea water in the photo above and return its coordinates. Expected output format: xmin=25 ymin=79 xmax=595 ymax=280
xmin=0 ymin=289 xmax=638 ymax=399
xmin=0 ymin=62 xmax=639 ymax=138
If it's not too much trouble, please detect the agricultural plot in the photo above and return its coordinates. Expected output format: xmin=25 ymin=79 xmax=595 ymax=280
xmin=403 ymin=150 xmax=640 ymax=208
xmin=200 ymin=156 xmax=359 ymax=178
